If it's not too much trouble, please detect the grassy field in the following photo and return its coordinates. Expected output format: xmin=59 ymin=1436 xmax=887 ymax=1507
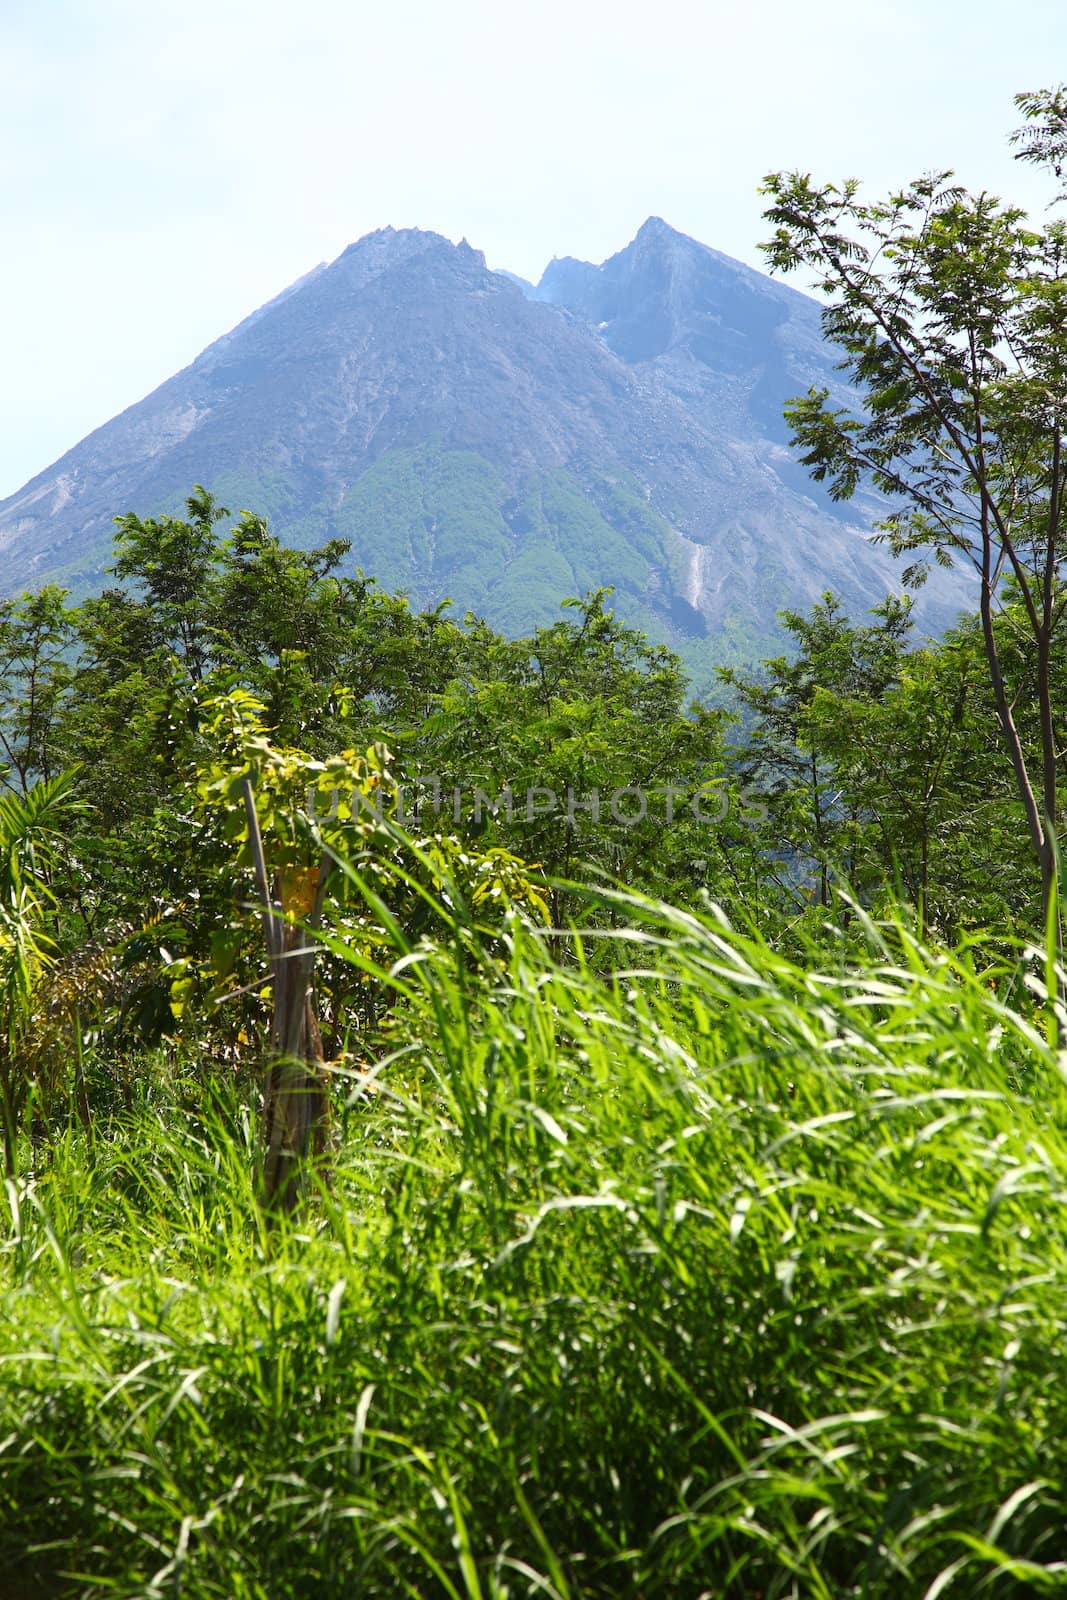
xmin=3 ymin=894 xmax=1067 ymax=1597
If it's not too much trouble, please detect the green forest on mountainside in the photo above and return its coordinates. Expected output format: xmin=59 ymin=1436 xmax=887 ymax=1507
xmin=3 ymin=90 xmax=1067 ymax=1599
xmin=135 ymin=447 xmax=767 ymax=688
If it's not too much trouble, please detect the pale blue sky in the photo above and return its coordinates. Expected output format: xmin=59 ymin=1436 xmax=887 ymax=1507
xmin=2 ymin=0 xmax=1064 ymax=498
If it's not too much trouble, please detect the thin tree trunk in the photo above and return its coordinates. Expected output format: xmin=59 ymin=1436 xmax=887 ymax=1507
xmin=260 ymin=922 xmax=332 ymax=1212
xmin=977 ymin=535 xmax=1053 ymax=904
xmin=242 ymin=778 xmax=332 ymax=1213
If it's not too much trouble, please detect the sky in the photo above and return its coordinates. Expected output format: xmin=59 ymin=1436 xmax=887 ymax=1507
xmin=2 ymin=0 xmax=1066 ymax=498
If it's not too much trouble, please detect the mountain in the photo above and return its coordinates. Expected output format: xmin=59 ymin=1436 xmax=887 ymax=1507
xmin=0 ymin=219 xmax=972 ymax=673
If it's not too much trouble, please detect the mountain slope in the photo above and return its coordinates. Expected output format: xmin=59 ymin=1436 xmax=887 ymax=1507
xmin=0 ymin=221 xmax=972 ymax=669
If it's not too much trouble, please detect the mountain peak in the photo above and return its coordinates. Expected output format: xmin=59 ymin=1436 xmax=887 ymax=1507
xmin=339 ymin=223 xmax=448 ymax=256
xmin=632 ymin=215 xmax=684 ymax=243
xmin=617 ymin=217 xmax=712 ymax=277
xmin=536 ymin=218 xmax=705 ymax=310
xmin=334 ymin=226 xmax=488 ymax=282
xmin=331 ymin=227 xmax=438 ymax=293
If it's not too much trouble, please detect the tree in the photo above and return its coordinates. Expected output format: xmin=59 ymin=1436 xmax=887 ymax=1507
xmin=760 ymin=88 xmax=1067 ymax=937
xmin=720 ymin=592 xmax=913 ymax=913
xmin=804 ymin=639 xmax=995 ymax=937
xmin=0 ymin=773 xmax=82 ymax=1175
xmin=416 ymin=591 xmax=736 ymax=924
xmin=111 ymin=488 xmax=228 ymax=681
xmin=0 ymin=588 xmax=76 ymax=794
xmin=195 ymin=688 xmax=550 ymax=1211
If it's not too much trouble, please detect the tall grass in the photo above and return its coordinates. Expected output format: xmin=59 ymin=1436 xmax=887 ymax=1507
xmin=2 ymin=892 xmax=1067 ymax=1597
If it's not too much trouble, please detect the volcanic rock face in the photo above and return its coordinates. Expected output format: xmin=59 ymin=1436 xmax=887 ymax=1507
xmin=0 ymin=220 xmax=971 ymax=671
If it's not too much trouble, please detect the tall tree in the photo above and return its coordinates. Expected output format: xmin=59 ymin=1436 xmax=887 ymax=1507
xmin=0 ymin=588 xmax=76 ymax=794
xmin=760 ymin=89 xmax=1067 ymax=933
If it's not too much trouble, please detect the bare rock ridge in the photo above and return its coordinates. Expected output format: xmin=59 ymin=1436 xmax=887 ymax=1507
xmin=0 ymin=220 xmax=972 ymax=670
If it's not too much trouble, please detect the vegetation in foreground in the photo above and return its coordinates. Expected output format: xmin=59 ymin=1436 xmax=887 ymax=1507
xmin=4 ymin=895 xmax=1067 ymax=1598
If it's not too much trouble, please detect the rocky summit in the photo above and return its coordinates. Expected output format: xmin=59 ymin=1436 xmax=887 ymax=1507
xmin=0 ymin=219 xmax=972 ymax=670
